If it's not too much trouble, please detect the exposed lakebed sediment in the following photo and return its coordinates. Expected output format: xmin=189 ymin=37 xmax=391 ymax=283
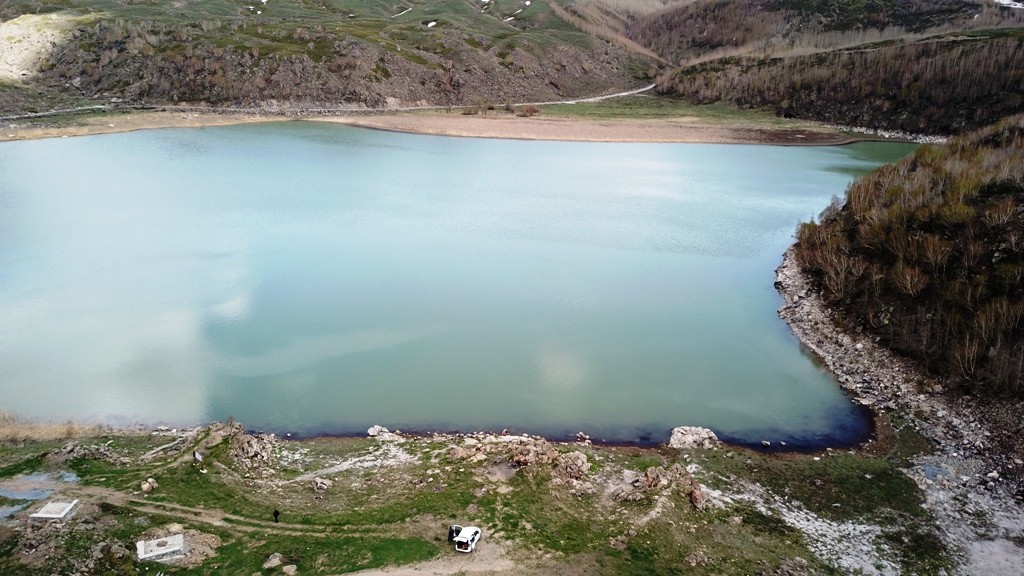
xmin=775 ymin=247 xmax=1024 ymax=573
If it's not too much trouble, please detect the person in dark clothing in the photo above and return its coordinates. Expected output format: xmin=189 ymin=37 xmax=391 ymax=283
xmin=273 ymin=509 xmax=280 ymax=523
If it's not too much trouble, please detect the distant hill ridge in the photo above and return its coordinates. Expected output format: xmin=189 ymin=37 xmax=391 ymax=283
xmin=619 ymin=0 xmax=1024 ymax=134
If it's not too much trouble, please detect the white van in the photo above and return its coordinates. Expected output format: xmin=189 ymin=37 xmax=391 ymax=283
xmin=451 ymin=525 xmax=481 ymax=553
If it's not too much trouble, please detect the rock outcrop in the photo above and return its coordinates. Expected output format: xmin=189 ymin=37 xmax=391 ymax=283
xmin=668 ymin=426 xmax=720 ymax=450
xmin=311 ymin=477 xmax=332 ymax=493
xmin=230 ymin=432 xmax=276 ymax=479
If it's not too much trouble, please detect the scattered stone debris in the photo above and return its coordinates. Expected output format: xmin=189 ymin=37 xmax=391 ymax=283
xmin=508 ymin=437 xmax=558 ymax=468
xmin=556 ymin=451 xmax=589 ymax=480
xmin=684 ymin=548 xmax=708 ymax=567
xmin=53 ymin=441 xmax=130 ymax=467
xmin=610 ymin=464 xmax=692 ymax=504
xmin=553 ymin=451 xmax=594 ymax=495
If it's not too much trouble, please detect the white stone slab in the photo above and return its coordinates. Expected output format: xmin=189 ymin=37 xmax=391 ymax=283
xmin=29 ymin=499 xmax=78 ymax=520
xmin=136 ymin=533 xmax=185 ymax=561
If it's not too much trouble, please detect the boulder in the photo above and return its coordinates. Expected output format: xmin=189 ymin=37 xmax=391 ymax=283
xmin=311 ymin=477 xmax=333 ymax=493
xmin=689 ymin=478 xmax=711 ymax=511
xmin=282 ymin=565 xmax=298 ymax=575
xmin=262 ymin=552 xmax=283 ymax=569
xmin=668 ymin=427 xmax=719 ymax=450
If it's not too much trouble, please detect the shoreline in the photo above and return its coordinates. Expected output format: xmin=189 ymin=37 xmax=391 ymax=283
xmin=0 ymin=108 xmax=885 ymax=146
xmin=775 ymin=247 xmax=1024 ymax=573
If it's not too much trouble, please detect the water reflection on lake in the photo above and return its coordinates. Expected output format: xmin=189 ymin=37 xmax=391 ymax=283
xmin=0 ymin=122 xmax=914 ymax=445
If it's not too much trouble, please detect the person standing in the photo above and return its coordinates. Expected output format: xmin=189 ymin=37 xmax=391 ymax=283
xmin=273 ymin=509 xmax=280 ymax=523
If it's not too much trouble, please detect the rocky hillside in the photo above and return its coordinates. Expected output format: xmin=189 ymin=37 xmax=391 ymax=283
xmin=794 ymin=114 xmax=1024 ymax=397
xmin=0 ymin=0 xmax=652 ymax=114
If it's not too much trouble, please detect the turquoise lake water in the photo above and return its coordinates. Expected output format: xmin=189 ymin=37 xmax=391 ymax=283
xmin=0 ymin=122 xmax=914 ymax=444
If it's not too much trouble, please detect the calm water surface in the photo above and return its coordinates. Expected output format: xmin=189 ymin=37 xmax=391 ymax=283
xmin=0 ymin=122 xmax=914 ymax=445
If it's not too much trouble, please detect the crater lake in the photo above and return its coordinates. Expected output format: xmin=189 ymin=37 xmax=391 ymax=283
xmin=0 ymin=122 xmax=914 ymax=446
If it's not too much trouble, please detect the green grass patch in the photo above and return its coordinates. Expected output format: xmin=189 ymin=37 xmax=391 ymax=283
xmin=169 ymin=533 xmax=436 ymax=575
xmin=882 ymin=523 xmax=954 ymax=574
xmin=67 ymin=456 xmax=137 ymax=488
xmin=0 ymin=453 xmax=46 ymax=479
xmin=709 ymin=449 xmax=925 ymax=522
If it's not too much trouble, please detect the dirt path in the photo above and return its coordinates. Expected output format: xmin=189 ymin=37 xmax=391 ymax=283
xmin=341 ymin=538 xmax=516 ymax=576
xmin=67 ymin=484 xmax=361 ymax=537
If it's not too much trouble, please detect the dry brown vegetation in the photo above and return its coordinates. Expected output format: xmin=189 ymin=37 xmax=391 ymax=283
xmin=622 ymin=0 xmax=1024 ymax=134
xmin=795 ymin=114 xmax=1024 ymax=396
xmin=0 ymin=410 xmax=111 ymax=443
xmin=659 ymin=35 xmax=1024 ymax=134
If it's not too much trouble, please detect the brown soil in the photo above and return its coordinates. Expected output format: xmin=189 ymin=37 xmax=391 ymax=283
xmin=1 ymin=111 xmax=276 ymax=141
xmin=1 ymin=109 xmax=864 ymax=146
xmin=319 ymin=113 xmax=860 ymax=145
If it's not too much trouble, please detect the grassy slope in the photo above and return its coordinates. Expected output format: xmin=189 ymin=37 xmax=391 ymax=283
xmin=0 ymin=419 xmax=951 ymax=575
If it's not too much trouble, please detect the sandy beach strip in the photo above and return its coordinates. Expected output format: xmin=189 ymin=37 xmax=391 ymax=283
xmin=315 ymin=113 xmax=861 ymax=145
xmin=1 ymin=108 xmax=864 ymax=145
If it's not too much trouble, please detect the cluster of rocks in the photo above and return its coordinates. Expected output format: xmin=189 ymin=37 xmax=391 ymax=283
xmin=139 ymin=477 xmax=159 ymax=493
xmin=231 ymin=432 xmax=277 ymax=478
xmin=17 ymin=503 xmax=133 ymax=575
xmin=609 ymin=463 xmax=709 ymax=510
xmin=444 ymin=433 xmax=600 ymax=493
xmin=824 ymin=123 xmax=948 ymax=144
xmin=508 ymin=437 xmax=560 ymax=468
xmin=53 ymin=440 xmax=130 ymax=467
xmin=91 ymin=541 xmax=131 ymax=562
xmin=366 ymin=424 xmax=402 ymax=442
xmin=552 ymin=451 xmax=595 ymax=496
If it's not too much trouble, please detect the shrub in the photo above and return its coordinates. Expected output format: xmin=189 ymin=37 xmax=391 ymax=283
xmin=793 ymin=114 xmax=1024 ymax=397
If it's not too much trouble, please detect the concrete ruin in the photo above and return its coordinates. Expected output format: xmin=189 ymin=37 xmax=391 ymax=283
xmin=29 ymin=499 xmax=78 ymax=521
xmin=136 ymin=533 xmax=186 ymax=563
